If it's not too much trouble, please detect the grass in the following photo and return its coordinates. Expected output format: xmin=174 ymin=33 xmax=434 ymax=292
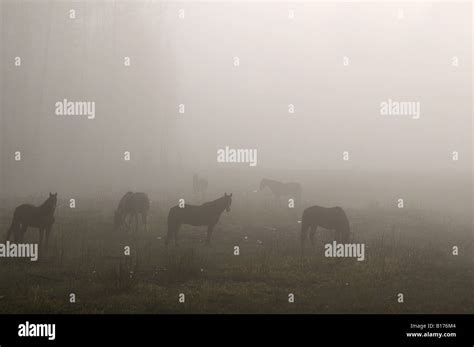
xmin=0 ymin=198 xmax=472 ymax=314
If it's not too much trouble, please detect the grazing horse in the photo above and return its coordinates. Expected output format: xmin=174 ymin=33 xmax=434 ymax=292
xmin=5 ymin=193 xmax=57 ymax=252
xmin=114 ymin=192 xmax=150 ymax=232
xmin=260 ymin=178 xmax=302 ymax=204
xmin=300 ymin=205 xmax=350 ymax=252
xmin=166 ymin=193 xmax=232 ymax=246
xmin=193 ymin=174 xmax=208 ymax=200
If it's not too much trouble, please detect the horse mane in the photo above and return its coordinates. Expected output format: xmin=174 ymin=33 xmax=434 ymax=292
xmin=39 ymin=195 xmax=56 ymax=214
xmin=117 ymin=192 xmax=133 ymax=212
xmin=201 ymin=195 xmax=226 ymax=209
xmin=262 ymin=178 xmax=280 ymax=184
xmin=263 ymin=178 xmax=299 ymax=186
xmin=40 ymin=196 xmax=51 ymax=208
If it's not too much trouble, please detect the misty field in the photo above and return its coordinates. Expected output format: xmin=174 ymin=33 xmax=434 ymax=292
xmin=0 ymin=196 xmax=472 ymax=314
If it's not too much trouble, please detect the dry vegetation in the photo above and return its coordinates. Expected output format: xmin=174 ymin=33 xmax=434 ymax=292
xmin=0 ymin=196 xmax=472 ymax=314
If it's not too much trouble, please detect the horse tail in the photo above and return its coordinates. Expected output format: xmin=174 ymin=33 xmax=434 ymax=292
xmin=144 ymin=197 xmax=150 ymax=213
xmin=300 ymin=208 xmax=310 ymax=252
xmin=295 ymin=184 xmax=302 ymax=204
xmin=193 ymin=175 xmax=199 ymax=194
xmin=139 ymin=193 xmax=150 ymax=213
xmin=166 ymin=206 xmax=179 ymax=246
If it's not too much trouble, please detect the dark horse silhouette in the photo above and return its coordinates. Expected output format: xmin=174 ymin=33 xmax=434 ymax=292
xmin=300 ymin=205 xmax=350 ymax=252
xmin=193 ymin=174 xmax=208 ymax=201
xmin=114 ymin=192 xmax=150 ymax=232
xmin=260 ymin=178 xmax=302 ymax=204
xmin=6 ymin=193 xmax=57 ymax=252
xmin=166 ymin=193 xmax=232 ymax=246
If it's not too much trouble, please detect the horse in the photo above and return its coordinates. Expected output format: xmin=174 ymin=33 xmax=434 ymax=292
xmin=300 ymin=205 xmax=351 ymax=252
xmin=259 ymin=178 xmax=302 ymax=204
xmin=193 ymin=174 xmax=208 ymax=201
xmin=166 ymin=193 xmax=232 ymax=246
xmin=114 ymin=192 xmax=150 ymax=232
xmin=5 ymin=193 xmax=57 ymax=253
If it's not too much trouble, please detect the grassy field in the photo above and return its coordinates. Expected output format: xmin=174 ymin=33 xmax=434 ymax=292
xmin=0 ymin=196 xmax=472 ymax=314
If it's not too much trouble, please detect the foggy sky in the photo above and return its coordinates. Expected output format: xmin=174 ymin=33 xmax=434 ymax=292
xmin=0 ymin=1 xmax=472 ymax=213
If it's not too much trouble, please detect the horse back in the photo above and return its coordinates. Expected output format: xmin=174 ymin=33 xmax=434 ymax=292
xmin=117 ymin=192 xmax=133 ymax=211
xmin=130 ymin=193 xmax=150 ymax=212
xmin=118 ymin=192 xmax=149 ymax=215
xmin=267 ymin=180 xmax=300 ymax=196
xmin=168 ymin=203 xmax=217 ymax=226
xmin=13 ymin=204 xmax=55 ymax=227
xmin=303 ymin=205 xmax=348 ymax=229
xmin=285 ymin=182 xmax=301 ymax=195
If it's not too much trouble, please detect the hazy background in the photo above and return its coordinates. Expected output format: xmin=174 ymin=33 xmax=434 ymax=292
xmin=0 ymin=1 xmax=472 ymax=217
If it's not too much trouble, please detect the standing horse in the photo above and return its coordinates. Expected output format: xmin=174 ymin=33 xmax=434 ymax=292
xmin=5 ymin=193 xmax=57 ymax=252
xmin=260 ymin=178 xmax=302 ymax=204
xmin=193 ymin=174 xmax=208 ymax=201
xmin=166 ymin=193 xmax=232 ymax=246
xmin=114 ymin=192 xmax=150 ymax=232
xmin=300 ymin=205 xmax=350 ymax=252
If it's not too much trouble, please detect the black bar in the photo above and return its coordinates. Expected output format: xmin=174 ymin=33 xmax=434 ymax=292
xmin=0 ymin=314 xmax=472 ymax=346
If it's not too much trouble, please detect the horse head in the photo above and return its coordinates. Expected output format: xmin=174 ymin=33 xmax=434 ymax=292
xmin=223 ymin=192 xmax=233 ymax=212
xmin=259 ymin=179 xmax=267 ymax=191
xmin=46 ymin=192 xmax=58 ymax=212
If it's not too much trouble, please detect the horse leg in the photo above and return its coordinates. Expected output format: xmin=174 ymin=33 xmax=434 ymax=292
xmin=18 ymin=225 xmax=28 ymax=243
xmin=309 ymin=226 xmax=317 ymax=247
xmin=5 ymin=227 xmax=11 ymax=242
xmin=125 ymin=214 xmax=131 ymax=232
xmin=300 ymin=222 xmax=310 ymax=255
xmin=165 ymin=225 xmax=172 ymax=246
xmin=39 ymin=228 xmax=45 ymax=254
xmin=205 ymin=224 xmax=215 ymax=246
xmin=165 ymin=218 xmax=175 ymax=246
xmin=166 ymin=218 xmax=180 ymax=247
xmin=174 ymin=224 xmax=181 ymax=247
xmin=142 ymin=213 xmax=147 ymax=233
xmin=12 ymin=224 xmax=20 ymax=243
xmin=6 ymin=219 xmax=18 ymax=242
xmin=296 ymin=190 xmax=302 ymax=207
xmin=45 ymin=226 xmax=52 ymax=253
xmin=274 ymin=194 xmax=280 ymax=208
xmin=336 ymin=228 xmax=349 ymax=243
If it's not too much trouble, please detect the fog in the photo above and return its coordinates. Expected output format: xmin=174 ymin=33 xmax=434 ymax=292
xmin=0 ymin=1 xmax=472 ymax=217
